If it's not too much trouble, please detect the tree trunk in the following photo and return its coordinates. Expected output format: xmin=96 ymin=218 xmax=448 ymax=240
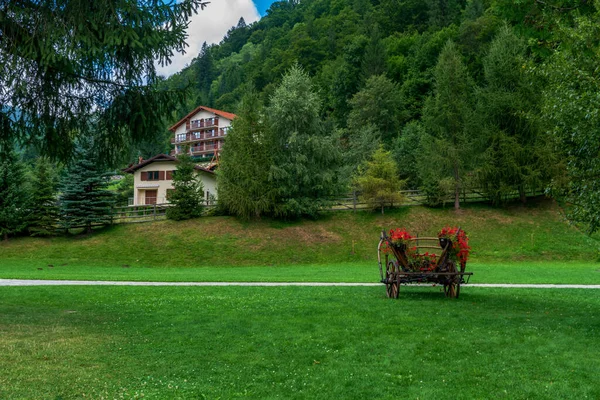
xmin=519 ymin=185 xmax=527 ymax=205
xmin=454 ymin=163 xmax=460 ymax=210
xmin=86 ymin=223 xmax=92 ymax=235
xmin=381 ymin=203 xmax=385 ymax=215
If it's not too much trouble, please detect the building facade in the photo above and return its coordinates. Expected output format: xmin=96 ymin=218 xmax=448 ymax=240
xmin=168 ymin=106 xmax=236 ymax=161
xmin=124 ymin=106 xmax=235 ymax=206
xmin=123 ymin=154 xmax=217 ymax=206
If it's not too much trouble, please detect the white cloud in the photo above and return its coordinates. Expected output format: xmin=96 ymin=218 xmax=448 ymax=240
xmin=157 ymin=0 xmax=260 ymax=77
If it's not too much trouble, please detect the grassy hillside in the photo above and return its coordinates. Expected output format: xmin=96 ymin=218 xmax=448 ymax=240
xmin=1 ymin=199 xmax=598 ymax=271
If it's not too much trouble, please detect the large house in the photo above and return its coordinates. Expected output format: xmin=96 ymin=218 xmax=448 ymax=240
xmin=124 ymin=106 xmax=236 ymax=206
xmin=169 ymin=105 xmax=236 ymax=160
xmin=123 ymin=154 xmax=217 ymax=205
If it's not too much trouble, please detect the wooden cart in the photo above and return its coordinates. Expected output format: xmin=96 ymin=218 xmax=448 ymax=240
xmin=377 ymin=229 xmax=473 ymax=298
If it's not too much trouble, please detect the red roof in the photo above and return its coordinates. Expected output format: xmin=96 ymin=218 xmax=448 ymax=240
xmin=168 ymin=105 xmax=237 ymax=132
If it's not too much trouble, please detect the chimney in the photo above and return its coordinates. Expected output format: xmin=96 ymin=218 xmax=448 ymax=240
xmin=138 ymin=156 xmax=143 ymax=164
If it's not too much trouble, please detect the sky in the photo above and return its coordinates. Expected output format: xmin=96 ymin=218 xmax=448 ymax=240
xmin=156 ymin=0 xmax=276 ymax=77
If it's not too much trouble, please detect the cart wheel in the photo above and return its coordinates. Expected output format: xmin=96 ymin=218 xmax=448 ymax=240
xmin=385 ymin=261 xmax=400 ymax=299
xmin=443 ymin=263 xmax=461 ymax=299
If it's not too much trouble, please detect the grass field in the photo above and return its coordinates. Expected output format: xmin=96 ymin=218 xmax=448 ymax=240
xmin=1 ymin=286 xmax=599 ymax=399
xmin=1 ymin=199 xmax=599 ymax=283
xmin=2 ymin=200 xmax=600 ymax=398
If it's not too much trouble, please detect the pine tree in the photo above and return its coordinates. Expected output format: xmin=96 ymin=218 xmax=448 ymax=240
xmin=59 ymin=139 xmax=115 ymax=234
xmin=268 ymin=64 xmax=340 ymax=219
xmin=354 ymin=145 xmax=404 ymax=214
xmin=28 ymin=157 xmax=59 ymax=236
xmin=476 ymin=25 xmax=546 ymax=205
xmin=166 ymin=152 xmax=204 ymax=221
xmin=420 ymin=41 xmax=475 ymax=210
xmin=1 ymin=0 xmax=208 ymax=163
xmin=218 ymin=88 xmax=274 ymax=219
xmin=0 ymin=149 xmax=28 ymax=240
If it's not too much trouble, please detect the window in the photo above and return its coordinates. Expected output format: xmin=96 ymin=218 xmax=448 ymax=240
xmin=194 ymin=131 xmax=201 ymax=139
xmin=176 ymin=133 xmax=186 ymax=142
xmin=147 ymin=171 xmax=160 ymax=181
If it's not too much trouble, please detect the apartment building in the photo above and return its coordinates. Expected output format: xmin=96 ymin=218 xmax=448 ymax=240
xmin=124 ymin=106 xmax=235 ymax=206
xmin=169 ymin=106 xmax=236 ymax=160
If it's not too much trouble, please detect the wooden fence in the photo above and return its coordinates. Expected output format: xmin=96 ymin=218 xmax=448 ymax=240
xmin=109 ymin=187 xmax=545 ymax=224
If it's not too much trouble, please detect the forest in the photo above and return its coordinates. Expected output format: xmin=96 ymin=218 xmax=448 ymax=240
xmin=2 ymin=0 xmax=600 ymax=233
xmin=157 ymin=0 xmax=598 ymax=226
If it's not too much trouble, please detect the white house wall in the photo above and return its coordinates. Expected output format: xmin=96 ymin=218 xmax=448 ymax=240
xmin=132 ymin=161 xmax=217 ymax=206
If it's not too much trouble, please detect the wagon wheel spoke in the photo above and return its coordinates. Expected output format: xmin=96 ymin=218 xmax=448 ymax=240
xmin=444 ymin=262 xmax=460 ymax=299
xmin=385 ymin=261 xmax=399 ymax=299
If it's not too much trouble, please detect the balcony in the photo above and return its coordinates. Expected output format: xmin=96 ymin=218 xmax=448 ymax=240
xmin=188 ymin=117 xmax=219 ymax=131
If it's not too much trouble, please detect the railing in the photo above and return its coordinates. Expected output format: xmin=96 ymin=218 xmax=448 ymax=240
xmin=189 ymin=118 xmax=219 ymax=130
xmin=113 ymin=204 xmax=169 ymax=223
xmin=111 ymin=187 xmax=546 ymax=225
xmin=323 ymin=188 xmax=546 ymax=211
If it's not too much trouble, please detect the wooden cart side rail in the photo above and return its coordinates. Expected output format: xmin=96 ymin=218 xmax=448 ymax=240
xmin=396 ymin=272 xmax=473 ymax=276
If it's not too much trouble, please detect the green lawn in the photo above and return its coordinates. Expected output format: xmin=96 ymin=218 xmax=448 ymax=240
xmin=1 ymin=260 xmax=600 ymax=284
xmin=1 ymin=199 xmax=599 ymax=283
xmin=1 ymin=286 xmax=599 ymax=399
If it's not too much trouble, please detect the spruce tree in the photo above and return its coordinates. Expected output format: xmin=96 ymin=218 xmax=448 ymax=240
xmin=28 ymin=157 xmax=59 ymax=236
xmin=59 ymin=140 xmax=115 ymax=234
xmin=476 ymin=26 xmax=546 ymax=205
xmin=166 ymin=152 xmax=204 ymax=221
xmin=218 ymin=89 xmax=274 ymax=219
xmin=1 ymin=0 xmax=208 ymax=163
xmin=268 ymin=64 xmax=340 ymax=219
xmin=0 ymin=149 xmax=29 ymax=240
xmin=420 ymin=41 xmax=475 ymax=210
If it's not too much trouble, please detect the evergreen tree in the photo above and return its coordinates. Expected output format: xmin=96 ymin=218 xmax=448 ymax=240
xmin=166 ymin=152 xmax=204 ymax=221
xmin=115 ymin=174 xmax=134 ymax=207
xmin=218 ymin=89 xmax=274 ymax=219
xmin=476 ymin=26 xmax=546 ymax=205
xmin=268 ymin=64 xmax=340 ymax=219
xmin=354 ymin=145 xmax=404 ymax=214
xmin=196 ymin=42 xmax=215 ymax=99
xmin=347 ymin=74 xmax=402 ymax=145
xmin=1 ymin=0 xmax=208 ymax=163
xmin=338 ymin=125 xmax=382 ymax=188
xmin=420 ymin=40 xmax=475 ymax=210
xmin=0 ymin=149 xmax=29 ymax=240
xmin=541 ymin=8 xmax=600 ymax=232
xmin=59 ymin=139 xmax=115 ymax=234
xmin=393 ymin=121 xmax=425 ymax=190
xmin=28 ymin=157 xmax=59 ymax=236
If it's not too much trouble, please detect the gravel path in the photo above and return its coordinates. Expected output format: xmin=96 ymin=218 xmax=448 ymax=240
xmin=1 ymin=279 xmax=600 ymax=288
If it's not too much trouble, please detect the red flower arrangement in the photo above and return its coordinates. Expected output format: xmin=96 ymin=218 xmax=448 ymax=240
xmin=438 ymin=227 xmax=470 ymax=265
xmin=389 ymin=228 xmax=413 ymax=244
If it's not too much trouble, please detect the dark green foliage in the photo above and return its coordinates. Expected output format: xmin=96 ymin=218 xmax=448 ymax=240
xmin=476 ymin=26 xmax=547 ymax=205
xmin=59 ymin=139 xmax=115 ymax=234
xmin=420 ymin=40 xmax=475 ymax=209
xmin=218 ymin=89 xmax=274 ymax=219
xmin=394 ymin=121 xmax=425 ymax=189
xmin=541 ymin=8 xmax=600 ymax=233
xmin=115 ymin=174 xmax=134 ymax=207
xmin=347 ymin=74 xmax=402 ymax=145
xmin=354 ymin=145 xmax=403 ymax=214
xmin=166 ymin=152 xmax=204 ymax=221
xmin=0 ymin=149 xmax=29 ymax=240
xmin=267 ymin=65 xmax=341 ymax=219
xmin=0 ymin=0 xmax=207 ymax=165
xmin=27 ymin=157 xmax=59 ymax=237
